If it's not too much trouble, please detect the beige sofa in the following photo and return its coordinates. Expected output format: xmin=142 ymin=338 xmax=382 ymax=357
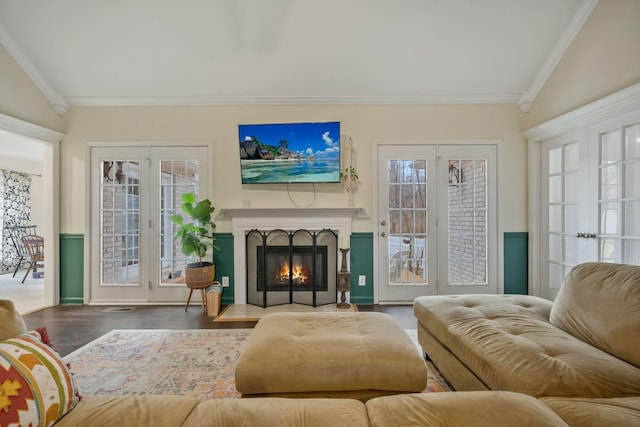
xmin=414 ymin=262 xmax=640 ymax=422
xmin=1 ymin=279 xmax=638 ymax=427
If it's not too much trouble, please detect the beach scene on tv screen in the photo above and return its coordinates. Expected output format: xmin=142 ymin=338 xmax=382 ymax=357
xmin=239 ymin=121 xmax=341 ymax=184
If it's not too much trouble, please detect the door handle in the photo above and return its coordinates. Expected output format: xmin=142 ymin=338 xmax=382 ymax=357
xmin=575 ymin=232 xmax=597 ymax=238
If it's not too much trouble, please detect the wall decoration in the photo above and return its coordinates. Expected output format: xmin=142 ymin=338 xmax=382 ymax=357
xmin=0 ymin=170 xmax=32 ymax=274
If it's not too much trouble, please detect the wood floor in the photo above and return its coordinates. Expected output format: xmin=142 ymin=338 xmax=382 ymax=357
xmin=22 ymin=304 xmax=417 ymax=357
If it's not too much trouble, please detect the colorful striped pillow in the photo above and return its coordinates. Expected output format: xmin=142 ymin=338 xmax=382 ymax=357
xmin=0 ymin=332 xmax=79 ymax=427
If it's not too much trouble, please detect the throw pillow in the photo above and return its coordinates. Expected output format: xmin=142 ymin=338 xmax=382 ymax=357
xmin=0 ymin=333 xmax=79 ymax=427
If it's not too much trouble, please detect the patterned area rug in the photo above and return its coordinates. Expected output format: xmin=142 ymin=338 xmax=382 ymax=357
xmin=64 ymin=329 xmax=453 ymax=400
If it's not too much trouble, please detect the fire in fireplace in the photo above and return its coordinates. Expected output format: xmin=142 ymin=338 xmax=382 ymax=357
xmin=257 ymin=245 xmax=328 ymax=292
xmin=275 ymin=260 xmax=310 ymax=286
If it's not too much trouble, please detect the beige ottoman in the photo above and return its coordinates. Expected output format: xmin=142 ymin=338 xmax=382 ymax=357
xmin=235 ymin=312 xmax=427 ymax=400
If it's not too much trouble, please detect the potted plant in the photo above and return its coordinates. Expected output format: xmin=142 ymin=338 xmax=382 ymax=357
xmin=340 ymin=166 xmax=359 ymax=206
xmin=170 ymin=192 xmax=218 ymax=289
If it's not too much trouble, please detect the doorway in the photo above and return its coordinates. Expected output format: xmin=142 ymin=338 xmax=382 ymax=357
xmin=88 ymin=144 xmax=210 ymax=304
xmin=0 ymin=113 xmax=63 ymax=313
xmin=538 ymin=111 xmax=640 ymax=300
xmin=376 ymin=143 xmax=499 ymax=303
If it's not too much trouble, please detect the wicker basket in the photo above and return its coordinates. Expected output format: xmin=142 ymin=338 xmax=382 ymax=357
xmin=185 ymin=263 xmax=215 ymax=289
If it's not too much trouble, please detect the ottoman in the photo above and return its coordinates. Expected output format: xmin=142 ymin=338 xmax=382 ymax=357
xmin=235 ymin=312 xmax=428 ymax=400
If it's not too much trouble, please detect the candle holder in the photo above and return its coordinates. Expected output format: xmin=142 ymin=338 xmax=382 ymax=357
xmin=337 ymin=248 xmax=351 ymax=309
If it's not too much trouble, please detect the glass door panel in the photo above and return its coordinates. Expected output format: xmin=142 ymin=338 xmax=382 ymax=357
xmin=159 ymin=160 xmax=199 ymax=286
xmin=596 ymin=119 xmax=640 ymax=265
xmin=91 ymin=147 xmax=149 ymax=303
xmin=101 ymin=161 xmax=141 ymax=285
xmin=447 ymin=159 xmax=487 ymax=285
xmin=150 ymin=147 xmax=209 ymax=302
xmin=540 ymin=129 xmax=594 ymax=300
xmin=438 ymin=145 xmax=497 ymax=295
xmin=387 ymin=159 xmax=428 ymax=285
xmin=378 ymin=145 xmax=436 ymax=302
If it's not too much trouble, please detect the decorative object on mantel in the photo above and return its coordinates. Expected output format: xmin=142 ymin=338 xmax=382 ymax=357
xmin=337 ymin=236 xmax=351 ymax=309
xmin=340 ymin=137 xmax=359 ymax=207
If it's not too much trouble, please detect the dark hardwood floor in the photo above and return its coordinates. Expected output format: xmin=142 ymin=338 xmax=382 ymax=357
xmin=22 ymin=304 xmax=417 ymax=357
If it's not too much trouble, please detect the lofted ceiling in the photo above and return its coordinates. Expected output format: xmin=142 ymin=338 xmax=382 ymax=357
xmin=0 ymin=0 xmax=597 ymax=115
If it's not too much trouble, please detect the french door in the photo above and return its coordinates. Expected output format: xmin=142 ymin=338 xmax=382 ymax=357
xmin=539 ymin=111 xmax=640 ymax=300
xmin=377 ymin=144 xmax=498 ymax=303
xmin=540 ymin=129 xmax=595 ymax=300
xmin=89 ymin=145 xmax=209 ymax=304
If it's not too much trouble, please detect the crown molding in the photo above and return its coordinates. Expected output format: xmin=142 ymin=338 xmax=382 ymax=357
xmin=0 ymin=24 xmax=69 ymax=115
xmin=522 ymin=82 xmax=640 ymax=142
xmin=64 ymin=93 xmax=520 ymax=107
xmin=518 ymin=0 xmax=599 ymax=113
xmin=0 ymin=112 xmax=65 ymax=143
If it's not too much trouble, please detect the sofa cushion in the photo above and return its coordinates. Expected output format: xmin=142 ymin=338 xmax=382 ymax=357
xmin=541 ymin=395 xmax=640 ymax=427
xmin=550 ymin=262 xmax=640 ymax=368
xmin=0 ymin=299 xmax=27 ymax=341
xmin=182 ymin=397 xmax=369 ymax=427
xmin=53 ymin=395 xmax=200 ymax=427
xmin=414 ymin=294 xmax=640 ymax=397
xmin=0 ymin=332 xmax=79 ymax=427
xmin=366 ymin=391 xmax=569 ymax=427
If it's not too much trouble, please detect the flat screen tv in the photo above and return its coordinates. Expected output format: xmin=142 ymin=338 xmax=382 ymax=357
xmin=238 ymin=121 xmax=341 ymax=184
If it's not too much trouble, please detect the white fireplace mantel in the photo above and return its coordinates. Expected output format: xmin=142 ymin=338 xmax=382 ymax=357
xmin=218 ymin=207 xmax=366 ymax=221
xmin=219 ymin=208 xmax=365 ymax=304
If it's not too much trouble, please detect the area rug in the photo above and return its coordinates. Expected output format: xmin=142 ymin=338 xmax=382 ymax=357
xmin=63 ymin=328 xmax=453 ymax=400
xmin=214 ymin=303 xmax=359 ymax=322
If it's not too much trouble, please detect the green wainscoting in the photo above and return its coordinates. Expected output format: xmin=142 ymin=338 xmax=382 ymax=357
xmin=503 ymin=232 xmax=528 ymax=294
xmin=349 ymin=233 xmax=375 ymax=304
xmin=59 ymin=234 xmax=84 ymax=304
xmin=212 ymin=233 xmax=234 ymax=305
xmin=58 ymin=232 xmax=528 ymax=304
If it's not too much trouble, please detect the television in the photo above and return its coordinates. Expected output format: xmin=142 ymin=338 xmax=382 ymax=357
xmin=238 ymin=121 xmax=341 ymax=184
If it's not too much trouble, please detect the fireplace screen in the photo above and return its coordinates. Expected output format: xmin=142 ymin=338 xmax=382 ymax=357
xmin=246 ymin=229 xmax=338 ymax=307
xmin=257 ymin=245 xmax=328 ymax=292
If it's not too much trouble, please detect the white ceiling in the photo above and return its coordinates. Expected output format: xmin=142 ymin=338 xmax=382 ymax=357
xmin=0 ymin=0 xmax=596 ymax=115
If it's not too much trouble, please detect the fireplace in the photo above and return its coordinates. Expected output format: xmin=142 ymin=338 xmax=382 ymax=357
xmin=220 ymin=207 xmax=363 ymax=305
xmin=246 ymin=229 xmax=337 ymax=307
xmin=257 ymin=245 xmax=328 ymax=292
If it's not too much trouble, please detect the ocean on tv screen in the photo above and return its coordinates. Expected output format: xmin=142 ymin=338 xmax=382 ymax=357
xmin=238 ymin=121 xmax=341 ymax=184
xmin=240 ymin=157 xmax=340 ymax=184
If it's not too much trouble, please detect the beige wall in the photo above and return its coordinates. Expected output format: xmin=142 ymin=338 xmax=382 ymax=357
xmin=62 ymin=103 xmax=527 ymax=234
xmin=521 ymin=0 xmax=640 ymax=129
xmin=0 ymin=44 xmax=64 ymax=132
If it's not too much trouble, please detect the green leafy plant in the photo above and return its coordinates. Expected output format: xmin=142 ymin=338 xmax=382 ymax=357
xmin=340 ymin=166 xmax=359 ymax=181
xmin=169 ymin=192 xmax=218 ymax=265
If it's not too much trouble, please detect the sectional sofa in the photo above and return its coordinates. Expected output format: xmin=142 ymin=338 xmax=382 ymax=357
xmin=414 ymin=262 xmax=640 ymax=425
xmin=2 ymin=262 xmax=639 ymax=426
